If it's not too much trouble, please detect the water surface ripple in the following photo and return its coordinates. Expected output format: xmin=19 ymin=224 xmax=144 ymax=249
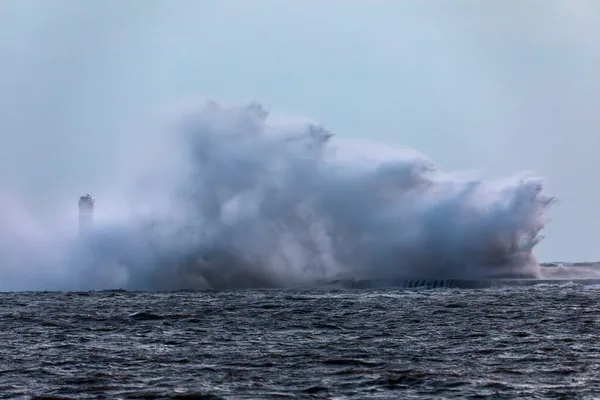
xmin=1 ymin=285 xmax=599 ymax=399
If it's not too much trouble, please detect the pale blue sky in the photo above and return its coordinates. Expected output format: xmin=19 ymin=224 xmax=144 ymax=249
xmin=1 ymin=1 xmax=599 ymax=261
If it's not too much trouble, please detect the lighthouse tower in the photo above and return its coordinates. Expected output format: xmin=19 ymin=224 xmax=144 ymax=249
xmin=78 ymin=194 xmax=94 ymax=235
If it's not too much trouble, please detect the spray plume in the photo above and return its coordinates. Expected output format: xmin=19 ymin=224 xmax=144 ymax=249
xmin=0 ymin=102 xmax=556 ymax=291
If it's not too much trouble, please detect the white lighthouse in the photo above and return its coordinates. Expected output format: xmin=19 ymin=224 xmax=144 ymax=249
xmin=78 ymin=194 xmax=94 ymax=235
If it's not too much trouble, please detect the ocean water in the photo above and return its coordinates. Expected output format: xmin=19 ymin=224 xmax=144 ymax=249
xmin=1 ymin=3 xmax=598 ymax=398
xmin=2 ymin=283 xmax=599 ymax=399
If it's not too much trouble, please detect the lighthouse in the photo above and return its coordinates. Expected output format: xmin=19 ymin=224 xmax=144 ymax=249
xmin=78 ymin=194 xmax=94 ymax=235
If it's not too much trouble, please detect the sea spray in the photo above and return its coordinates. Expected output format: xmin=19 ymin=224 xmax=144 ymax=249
xmin=0 ymin=102 xmax=556 ymax=290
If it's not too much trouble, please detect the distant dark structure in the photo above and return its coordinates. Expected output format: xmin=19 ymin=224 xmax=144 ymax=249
xmin=78 ymin=194 xmax=94 ymax=235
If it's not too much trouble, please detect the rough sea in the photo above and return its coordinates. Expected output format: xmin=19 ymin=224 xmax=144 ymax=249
xmin=2 ymin=1 xmax=599 ymax=398
xmin=2 ymin=283 xmax=598 ymax=399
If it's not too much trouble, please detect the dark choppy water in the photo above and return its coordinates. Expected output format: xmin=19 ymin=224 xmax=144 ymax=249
xmin=1 ymin=284 xmax=599 ymax=399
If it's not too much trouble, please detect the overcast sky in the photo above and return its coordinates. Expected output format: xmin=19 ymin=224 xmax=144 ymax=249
xmin=1 ymin=1 xmax=599 ymax=261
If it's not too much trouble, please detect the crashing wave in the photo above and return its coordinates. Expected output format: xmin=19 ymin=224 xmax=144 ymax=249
xmin=0 ymin=101 xmax=562 ymax=291
xmin=60 ymin=101 xmax=555 ymax=290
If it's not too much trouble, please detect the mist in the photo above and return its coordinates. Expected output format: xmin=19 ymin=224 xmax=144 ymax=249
xmin=0 ymin=101 xmax=555 ymax=290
